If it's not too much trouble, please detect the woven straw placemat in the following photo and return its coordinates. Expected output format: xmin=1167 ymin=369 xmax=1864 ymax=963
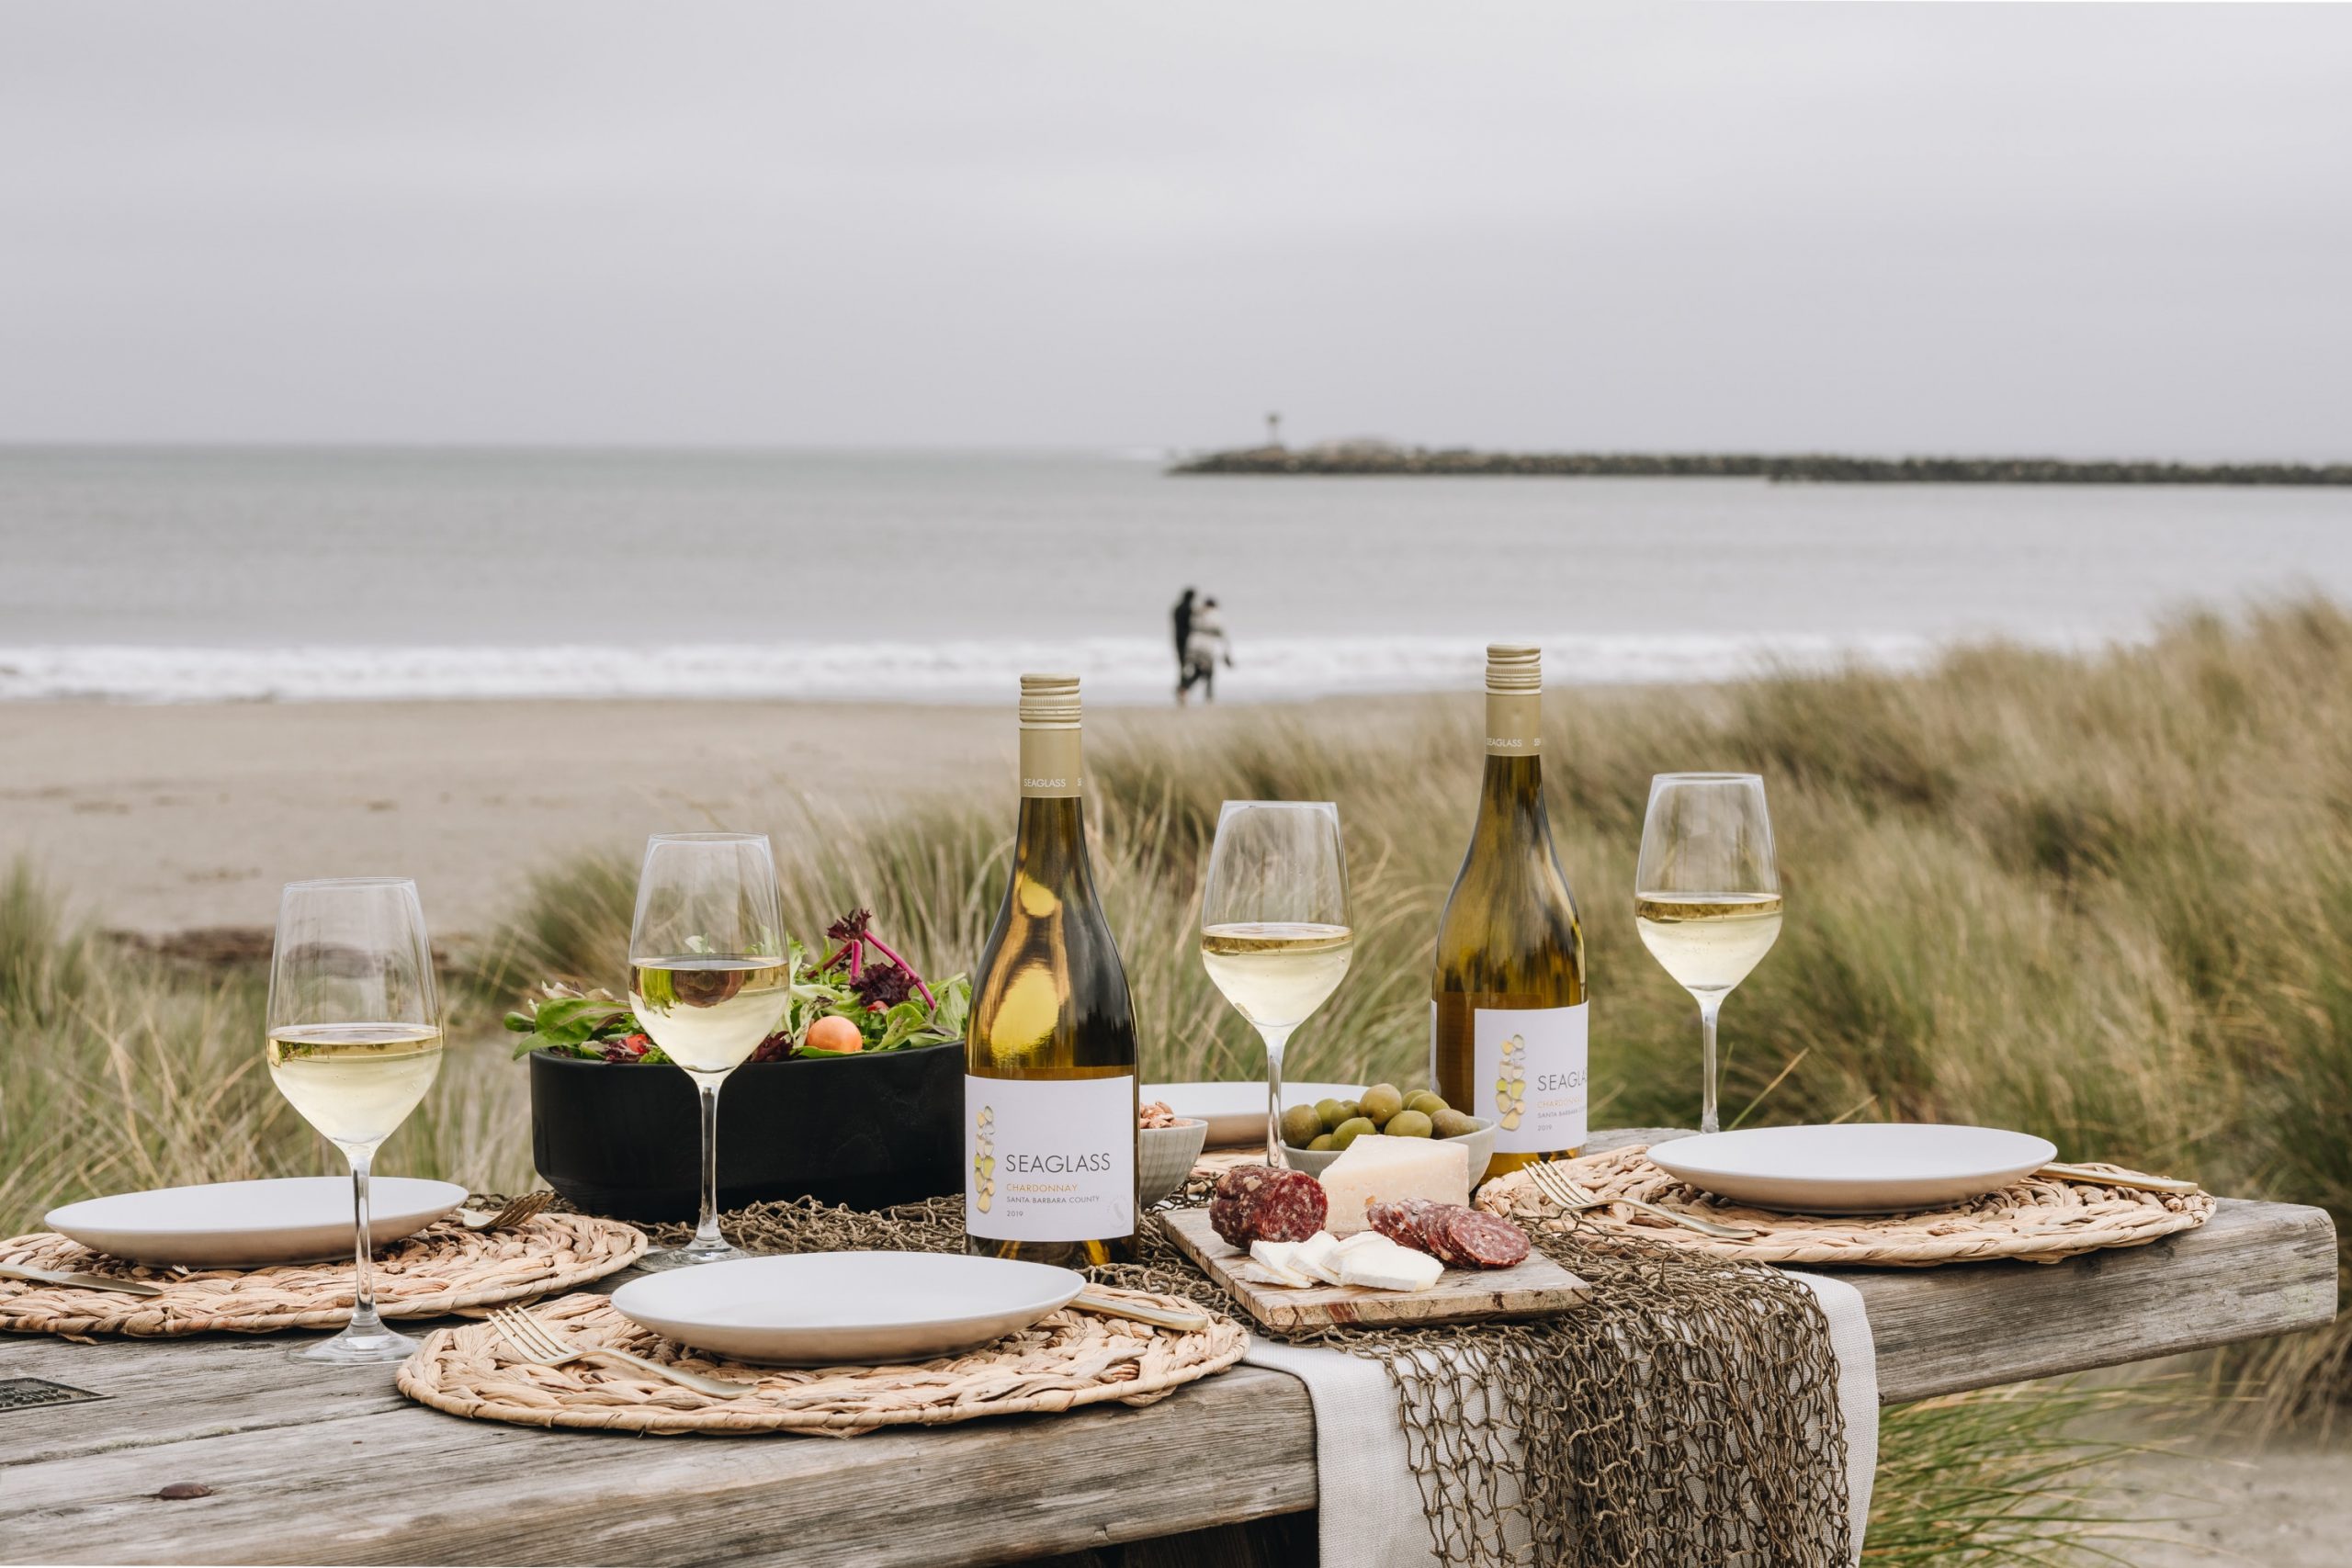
xmin=398 ymin=1283 xmax=1249 ymax=1435
xmin=0 ymin=1213 xmax=646 ymax=1337
xmin=1476 ymin=1144 xmax=2214 ymax=1267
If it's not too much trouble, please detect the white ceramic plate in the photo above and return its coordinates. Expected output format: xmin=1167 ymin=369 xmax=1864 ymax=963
xmin=1148 ymin=1081 xmax=1367 ymax=1147
xmin=1647 ymin=1123 xmax=2058 ymax=1214
xmin=45 ymin=1176 xmax=469 ymax=1268
xmin=610 ymin=1251 xmax=1084 ymax=1366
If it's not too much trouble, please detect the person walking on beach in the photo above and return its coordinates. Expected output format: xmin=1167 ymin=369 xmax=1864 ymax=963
xmin=1179 ymin=596 xmax=1233 ymax=705
xmin=1171 ymin=588 xmax=1197 ymax=698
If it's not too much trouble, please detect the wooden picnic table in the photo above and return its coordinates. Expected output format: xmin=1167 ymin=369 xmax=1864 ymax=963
xmin=2 ymin=1129 xmax=2336 ymax=1567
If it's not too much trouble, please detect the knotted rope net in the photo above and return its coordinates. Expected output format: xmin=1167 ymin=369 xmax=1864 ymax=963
xmin=645 ymin=1180 xmax=1852 ymax=1568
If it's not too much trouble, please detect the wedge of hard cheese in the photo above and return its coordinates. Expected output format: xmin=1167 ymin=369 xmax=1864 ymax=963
xmin=1317 ymin=1134 xmax=1470 ymax=1235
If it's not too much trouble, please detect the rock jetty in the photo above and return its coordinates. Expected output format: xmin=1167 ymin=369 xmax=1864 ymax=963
xmin=1170 ymin=444 xmax=2352 ymax=486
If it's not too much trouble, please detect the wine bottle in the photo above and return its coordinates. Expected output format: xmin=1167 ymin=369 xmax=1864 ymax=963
xmin=1430 ymin=643 xmax=1589 ymax=1175
xmin=965 ymin=673 xmax=1140 ymax=1265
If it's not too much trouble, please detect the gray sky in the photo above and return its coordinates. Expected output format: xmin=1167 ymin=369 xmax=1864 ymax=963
xmin=3 ymin=3 xmax=2347 ymax=457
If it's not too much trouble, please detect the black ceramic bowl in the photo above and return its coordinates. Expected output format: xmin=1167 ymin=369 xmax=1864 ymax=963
xmin=528 ymin=1041 xmax=962 ymax=1222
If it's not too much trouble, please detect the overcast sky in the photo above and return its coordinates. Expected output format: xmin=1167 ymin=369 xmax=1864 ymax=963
xmin=4 ymin=3 xmax=2347 ymax=458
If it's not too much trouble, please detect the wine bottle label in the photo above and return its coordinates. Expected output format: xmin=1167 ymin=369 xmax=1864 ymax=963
xmin=1019 ymin=729 xmax=1083 ymax=798
xmin=1484 ymin=691 xmax=1542 ymax=756
xmin=1454 ymin=1002 xmax=1587 ymax=1153
xmin=964 ymin=1074 xmax=1136 ymax=1241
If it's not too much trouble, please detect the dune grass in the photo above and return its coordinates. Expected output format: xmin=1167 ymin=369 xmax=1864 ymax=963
xmin=7 ymin=600 xmax=2351 ymax=1560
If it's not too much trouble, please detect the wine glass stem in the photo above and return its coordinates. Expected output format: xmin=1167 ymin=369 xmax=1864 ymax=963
xmin=345 ymin=1149 xmax=385 ymax=1339
xmin=691 ymin=1076 xmax=727 ymax=1254
xmin=1697 ymin=996 xmax=1724 ymax=1135
xmin=1260 ymin=1026 xmax=1294 ymax=1168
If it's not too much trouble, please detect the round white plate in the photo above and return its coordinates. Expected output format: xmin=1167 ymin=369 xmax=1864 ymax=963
xmin=610 ymin=1251 xmax=1083 ymax=1366
xmin=1646 ymin=1123 xmax=2058 ymax=1214
xmin=45 ymin=1176 xmax=469 ymax=1268
xmin=1147 ymin=1081 xmax=1366 ymax=1147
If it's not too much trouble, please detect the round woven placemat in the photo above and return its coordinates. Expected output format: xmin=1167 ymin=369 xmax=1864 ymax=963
xmin=0 ymin=1213 xmax=646 ymax=1337
xmin=1476 ymin=1144 xmax=2214 ymax=1267
xmin=397 ymin=1283 xmax=1248 ymax=1435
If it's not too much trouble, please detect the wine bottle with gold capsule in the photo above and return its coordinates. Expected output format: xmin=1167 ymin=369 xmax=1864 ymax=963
xmin=964 ymin=674 xmax=1139 ymax=1265
xmin=1430 ymin=644 xmax=1589 ymax=1175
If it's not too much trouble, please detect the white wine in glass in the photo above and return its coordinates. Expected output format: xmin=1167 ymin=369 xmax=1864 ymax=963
xmin=1634 ymin=773 xmax=1781 ymax=1135
xmin=1200 ymin=803 xmax=1352 ymax=1166
xmin=628 ymin=831 xmax=790 ymax=1270
xmin=266 ymin=876 xmax=444 ymax=1365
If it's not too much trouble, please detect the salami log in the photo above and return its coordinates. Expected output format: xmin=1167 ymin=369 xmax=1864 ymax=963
xmin=1209 ymin=1166 xmax=1329 ymax=1247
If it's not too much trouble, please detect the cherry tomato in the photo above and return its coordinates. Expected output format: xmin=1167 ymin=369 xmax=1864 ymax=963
xmin=804 ymin=1014 xmax=865 ymax=1054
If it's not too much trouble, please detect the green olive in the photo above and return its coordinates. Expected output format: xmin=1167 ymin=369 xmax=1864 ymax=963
xmin=1431 ymin=1108 xmax=1480 ymax=1140
xmin=1280 ymin=1104 xmax=1327 ymax=1149
xmin=1329 ymin=1116 xmax=1378 ymax=1150
xmin=1315 ymin=1099 xmax=1350 ymax=1132
xmin=1405 ymin=1090 xmax=1448 ymax=1116
xmin=1337 ymin=1100 xmax=1363 ymax=1124
xmin=1384 ymin=1109 xmax=1434 ymax=1139
xmin=1306 ymin=1133 xmax=1336 ymax=1152
xmin=1358 ymin=1084 xmax=1405 ymax=1126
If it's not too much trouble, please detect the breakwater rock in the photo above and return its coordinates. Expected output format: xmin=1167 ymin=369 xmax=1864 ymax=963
xmin=1170 ymin=446 xmax=2352 ymax=486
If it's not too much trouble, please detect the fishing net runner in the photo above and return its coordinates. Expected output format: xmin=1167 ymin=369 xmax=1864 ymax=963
xmin=663 ymin=1187 xmax=1852 ymax=1568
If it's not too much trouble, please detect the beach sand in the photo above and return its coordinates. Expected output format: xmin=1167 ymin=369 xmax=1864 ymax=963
xmin=0 ymin=696 xmax=1405 ymax=936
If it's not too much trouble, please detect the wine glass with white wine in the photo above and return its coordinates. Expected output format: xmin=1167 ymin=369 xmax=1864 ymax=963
xmin=628 ymin=831 xmax=790 ymax=1270
xmin=1634 ymin=773 xmax=1782 ymax=1136
xmin=1200 ymin=802 xmax=1353 ymax=1168
xmin=266 ymin=876 xmax=444 ymax=1364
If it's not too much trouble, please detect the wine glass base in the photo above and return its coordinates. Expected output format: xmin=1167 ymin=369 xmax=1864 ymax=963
xmin=637 ymin=1242 xmax=753 ymax=1271
xmin=294 ymin=1325 xmax=423 ymax=1364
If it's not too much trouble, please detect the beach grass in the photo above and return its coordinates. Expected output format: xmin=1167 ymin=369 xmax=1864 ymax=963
xmin=7 ymin=599 xmax=2351 ymax=1558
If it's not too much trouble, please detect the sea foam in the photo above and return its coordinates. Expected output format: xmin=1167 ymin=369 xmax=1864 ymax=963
xmin=0 ymin=634 xmax=1940 ymax=705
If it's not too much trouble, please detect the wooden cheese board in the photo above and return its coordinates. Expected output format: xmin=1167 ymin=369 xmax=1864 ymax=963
xmin=1158 ymin=1208 xmax=1590 ymax=1331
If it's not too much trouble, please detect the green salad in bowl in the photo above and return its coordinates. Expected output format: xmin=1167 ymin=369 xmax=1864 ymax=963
xmin=508 ymin=909 xmax=969 ymax=1065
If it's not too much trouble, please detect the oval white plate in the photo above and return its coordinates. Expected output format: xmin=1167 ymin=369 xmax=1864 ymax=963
xmin=1647 ymin=1124 xmax=2058 ymax=1214
xmin=1147 ymin=1081 xmax=1366 ymax=1147
xmin=611 ymin=1251 xmax=1083 ymax=1366
xmin=45 ymin=1176 xmax=469 ymax=1268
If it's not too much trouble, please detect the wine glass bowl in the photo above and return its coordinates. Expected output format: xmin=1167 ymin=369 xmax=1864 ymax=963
xmin=266 ymin=876 xmax=443 ymax=1364
xmin=628 ymin=831 xmax=789 ymax=1270
xmin=1198 ymin=802 xmax=1353 ymax=1167
xmin=1634 ymin=773 xmax=1782 ymax=1136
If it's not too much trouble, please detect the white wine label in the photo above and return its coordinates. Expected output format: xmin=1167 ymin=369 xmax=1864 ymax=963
xmin=965 ymin=1074 xmax=1135 ymax=1241
xmin=1470 ymin=1003 xmax=1587 ymax=1153
xmin=1019 ymin=729 xmax=1083 ymax=798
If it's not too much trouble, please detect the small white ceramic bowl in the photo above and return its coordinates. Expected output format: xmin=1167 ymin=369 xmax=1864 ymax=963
xmin=1139 ymin=1118 xmax=1210 ymax=1206
xmin=1276 ymin=1118 xmax=1497 ymax=1188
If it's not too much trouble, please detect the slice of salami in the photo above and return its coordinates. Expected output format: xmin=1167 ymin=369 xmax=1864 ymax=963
xmin=1209 ymin=1166 xmax=1329 ymax=1247
xmin=1369 ymin=1199 xmax=1437 ymax=1253
xmin=1439 ymin=1207 xmax=1531 ymax=1269
xmin=1415 ymin=1205 xmax=1476 ymax=1267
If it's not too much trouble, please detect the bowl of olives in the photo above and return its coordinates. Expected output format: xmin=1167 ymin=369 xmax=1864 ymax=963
xmin=1275 ymin=1083 xmax=1495 ymax=1186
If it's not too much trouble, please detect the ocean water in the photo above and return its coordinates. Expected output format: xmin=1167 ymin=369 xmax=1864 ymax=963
xmin=5 ymin=447 xmax=2348 ymax=704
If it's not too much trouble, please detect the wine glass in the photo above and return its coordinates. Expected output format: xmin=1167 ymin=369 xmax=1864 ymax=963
xmin=266 ymin=876 xmax=444 ymax=1364
xmin=1634 ymin=773 xmax=1782 ymax=1135
xmin=628 ymin=831 xmax=789 ymax=1270
xmin=1200 ymin=802 xmax=1353 ymax=1167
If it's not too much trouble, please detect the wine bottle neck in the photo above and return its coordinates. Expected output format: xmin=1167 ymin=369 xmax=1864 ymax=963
xmin=1013 ymin=721 xmax=1097 ymax=894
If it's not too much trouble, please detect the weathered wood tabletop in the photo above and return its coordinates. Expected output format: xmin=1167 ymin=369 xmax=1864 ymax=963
xmin=3 ymin=1131 xmax=2336 ymax=1568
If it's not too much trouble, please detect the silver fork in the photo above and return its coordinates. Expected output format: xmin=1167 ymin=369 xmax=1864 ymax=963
xmin=460 ymin=1190 xmax=558 ymax=1232
xmin=486 ymin=1306 xmax=755 ymax=1399
xmin=1526 ymin=1160 xmax=1760 ymax=1242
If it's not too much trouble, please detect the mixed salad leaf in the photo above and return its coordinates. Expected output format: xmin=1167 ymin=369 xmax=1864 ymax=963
xmin=507 ymin=909 xmax=969 ymax=1065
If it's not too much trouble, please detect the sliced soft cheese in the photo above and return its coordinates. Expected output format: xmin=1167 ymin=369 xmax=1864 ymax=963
xmin=1331 ymin=1229 xmax=1394 ymax=1258
xmin=1249 ymin=1239 xmax=1314 ymax=1288
xmin=1294 ymin=1230 xmax=1344 ymax=1284
xmin=1316 ymin=1134 xmax=1470 ymax=1235
xmin=1337 ymin=1240 xmax=1444 ymax=1292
